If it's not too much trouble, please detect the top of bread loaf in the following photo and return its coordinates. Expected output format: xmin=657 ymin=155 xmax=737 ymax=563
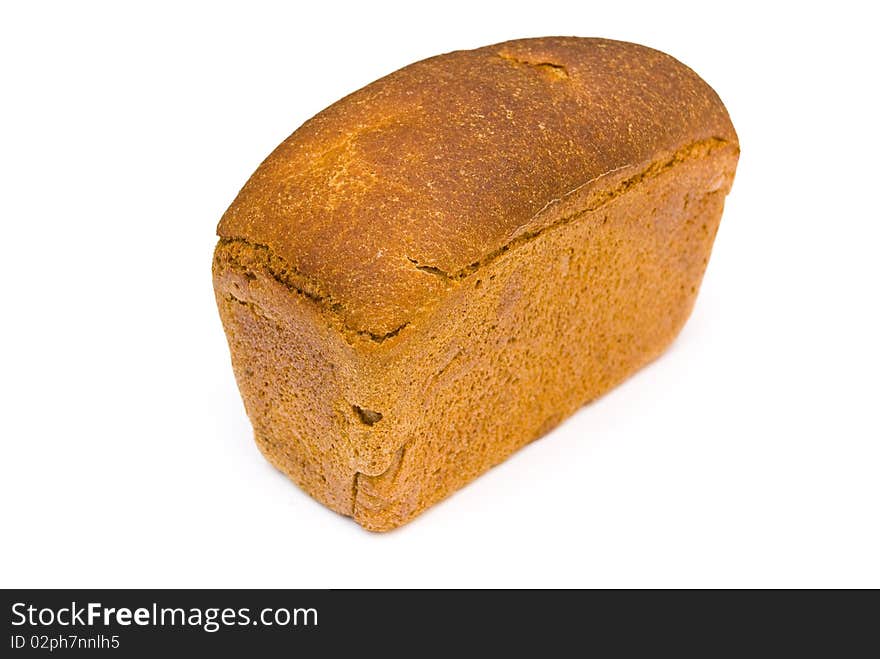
xmin=218 ymin=37 xmax=737 ymax=339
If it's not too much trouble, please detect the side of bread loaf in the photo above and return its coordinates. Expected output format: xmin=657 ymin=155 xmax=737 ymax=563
xmin=213 ymin=37 xmax=739 ymax=530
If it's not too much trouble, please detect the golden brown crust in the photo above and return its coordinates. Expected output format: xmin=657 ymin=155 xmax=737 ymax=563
xmin=213 ymin=37 xmax=740 ymax=530
xmin=217 ymin=37 xmax=737 ymax=337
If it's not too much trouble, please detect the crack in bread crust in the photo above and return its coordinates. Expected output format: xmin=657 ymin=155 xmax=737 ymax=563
xmin=216 ymin=137 xmax=734 ymax=346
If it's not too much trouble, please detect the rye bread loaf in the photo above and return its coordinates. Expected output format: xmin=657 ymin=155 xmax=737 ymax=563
xmin=213 ymin=37 xmax=739 ymax=531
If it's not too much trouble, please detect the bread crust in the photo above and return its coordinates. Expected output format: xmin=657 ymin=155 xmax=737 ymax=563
xmin=213 ymin=37 xmax=739 ymax=530
xmin=217 ymin=37 xmax=737 ymax=337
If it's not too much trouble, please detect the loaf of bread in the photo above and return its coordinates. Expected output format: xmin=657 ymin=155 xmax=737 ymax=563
xmin=213 ymin=37 xmax=739 ymax=531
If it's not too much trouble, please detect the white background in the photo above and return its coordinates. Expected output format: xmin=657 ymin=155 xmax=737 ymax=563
xmin=2 ymin=1 xmax=878 ymax=588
